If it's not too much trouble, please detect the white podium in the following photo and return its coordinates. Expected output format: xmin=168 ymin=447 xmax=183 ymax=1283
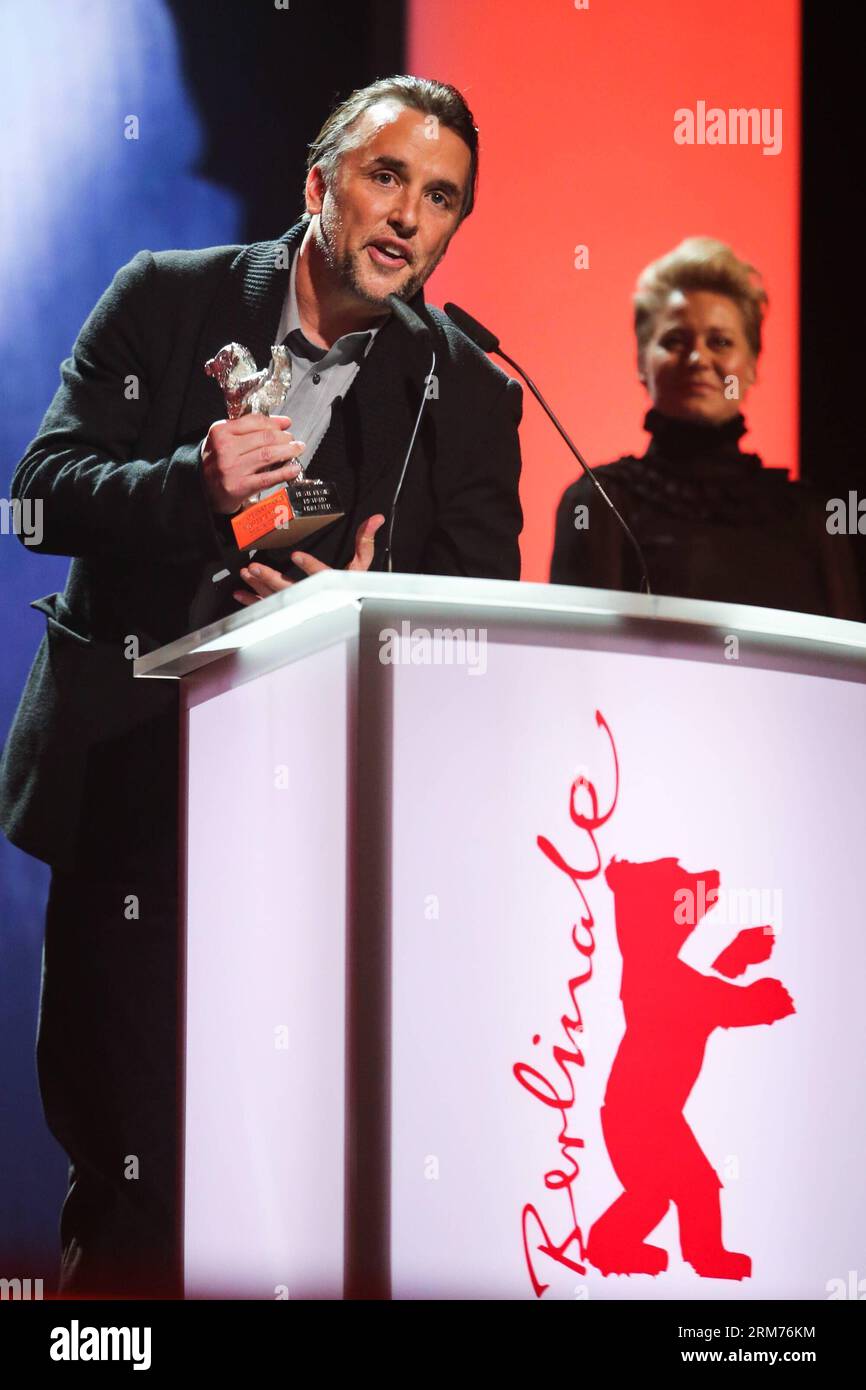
xmin=136 ymin=574 xmax=866 ymax=1301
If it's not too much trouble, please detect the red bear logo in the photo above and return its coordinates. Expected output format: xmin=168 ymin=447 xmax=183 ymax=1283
xmin=586 ymin=857 xmax=795 ymax=1281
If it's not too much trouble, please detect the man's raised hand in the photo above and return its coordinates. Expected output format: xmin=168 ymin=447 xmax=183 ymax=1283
xmin=232 ymin=515 xmax=386 ymax=606
xmin=292 ymin=514 xmax=386 ymax=577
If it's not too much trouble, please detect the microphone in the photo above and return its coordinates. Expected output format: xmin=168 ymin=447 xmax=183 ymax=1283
xmin=381 ymin=294 xmax=437 ymax=573
xmin=444 ymin=302 xmax=652 ymax=595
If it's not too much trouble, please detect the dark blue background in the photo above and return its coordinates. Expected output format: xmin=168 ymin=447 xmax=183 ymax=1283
xmin=0 ymin=0 xmax=402 ymax=1288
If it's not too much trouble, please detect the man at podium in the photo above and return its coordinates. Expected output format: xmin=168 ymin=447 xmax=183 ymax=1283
xmin=0 ymin=76 xmax=523 ymax=1298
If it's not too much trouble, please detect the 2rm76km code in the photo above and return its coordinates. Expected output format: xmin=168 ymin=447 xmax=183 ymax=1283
xmin=746 ymin=1328 xmax=815 ymax=1339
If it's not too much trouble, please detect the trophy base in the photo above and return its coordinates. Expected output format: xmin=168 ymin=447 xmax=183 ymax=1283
xmin=230 ymin=479 xmax=344 ymax=552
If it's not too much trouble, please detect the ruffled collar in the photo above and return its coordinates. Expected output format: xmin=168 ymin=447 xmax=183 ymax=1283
xmin=606 ymin=409 xmax=795 ymax=524
xmin=642 ymin=408 xmax=762 ymax=472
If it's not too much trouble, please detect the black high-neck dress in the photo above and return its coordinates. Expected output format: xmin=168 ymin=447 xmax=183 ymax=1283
xmin=550 ymin=409 xmax=863 ymax=620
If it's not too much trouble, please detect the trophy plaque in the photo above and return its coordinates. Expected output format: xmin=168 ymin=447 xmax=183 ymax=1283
xmin=204 ymin=342 xmax=344 ymax=551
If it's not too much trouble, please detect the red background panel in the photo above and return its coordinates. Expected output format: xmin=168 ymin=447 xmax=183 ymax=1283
xmin=408 ymin=0 xmax=801 ymax=581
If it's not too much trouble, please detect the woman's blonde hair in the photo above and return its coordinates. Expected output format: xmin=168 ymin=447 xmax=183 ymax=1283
xmin=633 ymin=237 xmax=768 ymax=367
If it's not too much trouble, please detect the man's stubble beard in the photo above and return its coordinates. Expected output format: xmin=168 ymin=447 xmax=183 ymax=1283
xmin=318 ymin=207 xmax=448 ymax=307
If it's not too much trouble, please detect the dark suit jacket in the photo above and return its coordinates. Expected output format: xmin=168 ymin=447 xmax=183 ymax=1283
xmin=0 ymin=217 xmax=523 ymax=874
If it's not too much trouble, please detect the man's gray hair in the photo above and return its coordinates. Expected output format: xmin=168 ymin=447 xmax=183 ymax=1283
xmin=304 ymin=74 xmax=479 ymax=222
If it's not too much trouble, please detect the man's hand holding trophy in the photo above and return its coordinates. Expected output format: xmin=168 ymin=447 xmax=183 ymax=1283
xmin=202 ymin=342 xmax=383 ymax=602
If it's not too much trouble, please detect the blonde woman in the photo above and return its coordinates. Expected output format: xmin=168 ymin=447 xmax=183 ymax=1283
xmin=550 ymin=237 xmax=862 ymax=619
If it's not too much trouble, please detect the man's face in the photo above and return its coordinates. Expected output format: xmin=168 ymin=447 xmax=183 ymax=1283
xmin=306 ymin=100 xmax=471 ymax=308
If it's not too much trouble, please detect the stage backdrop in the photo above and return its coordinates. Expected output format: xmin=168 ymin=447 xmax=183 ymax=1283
xmin=409 ymin=0 xmax=800 ymax=581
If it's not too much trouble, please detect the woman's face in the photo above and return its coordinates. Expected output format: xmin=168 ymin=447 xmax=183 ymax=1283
xmin=640 ymin=289 xmax=757 ymax=424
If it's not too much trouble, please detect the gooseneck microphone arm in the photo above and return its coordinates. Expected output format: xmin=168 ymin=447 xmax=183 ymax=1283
xmin=444 ymin=302 xmax=652 ymax=596
xmin=382 ymin=294 xmax=436 ymax=573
